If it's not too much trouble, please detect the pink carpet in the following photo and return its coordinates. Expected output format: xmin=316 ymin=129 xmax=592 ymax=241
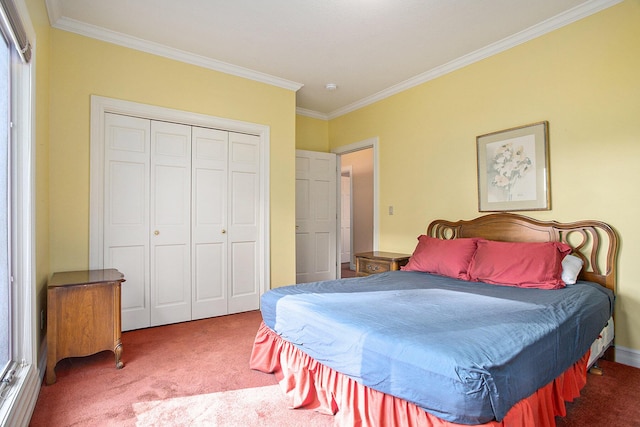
xmin=133 ymin=385 xmax=331 ymax=426
xmin=30 ymin=311 xmax=331 ymax=426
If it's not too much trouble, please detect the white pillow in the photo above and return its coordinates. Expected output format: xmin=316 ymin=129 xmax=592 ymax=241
xmin=561 ymin=254 xmax=583 ymax=285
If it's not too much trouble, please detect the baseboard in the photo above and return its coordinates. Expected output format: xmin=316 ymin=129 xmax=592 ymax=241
xmin=614 ymin=345 xmax=640 ymax=368
xmin=38 ymin=337 xmax=47 ymax=383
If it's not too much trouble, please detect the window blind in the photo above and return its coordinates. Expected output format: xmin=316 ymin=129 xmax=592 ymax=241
xmin=0 ymin=0 xmax=31 ymax=62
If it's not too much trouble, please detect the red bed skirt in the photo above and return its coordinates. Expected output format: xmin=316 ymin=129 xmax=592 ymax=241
xmin=249 ymin=322 xmax=589 ymax=427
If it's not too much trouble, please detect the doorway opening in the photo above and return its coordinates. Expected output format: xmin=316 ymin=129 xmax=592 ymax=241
xmin=333 ymin=138 xmax=378 ymax=278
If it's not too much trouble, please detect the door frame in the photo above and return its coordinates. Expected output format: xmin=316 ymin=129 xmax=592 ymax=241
xmin=88 ymin=95 xmax=271 ymax=297
xmin=332 ymin=137 xmax=380 ymax=263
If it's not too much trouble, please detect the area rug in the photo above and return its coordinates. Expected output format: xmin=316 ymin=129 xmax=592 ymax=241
xmin=132 ymin=385 xmax=333 ymax=426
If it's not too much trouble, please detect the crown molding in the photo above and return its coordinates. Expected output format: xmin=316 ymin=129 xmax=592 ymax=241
xmin=326 ymin=0 xmax=622 ymax=120
xmin=45 ymin=0 xmax=620 ymax=119
xmin=48 ymin=15 xmax=304 ymax=92
xmin=295 ymin=107 xmax=329 ymax=120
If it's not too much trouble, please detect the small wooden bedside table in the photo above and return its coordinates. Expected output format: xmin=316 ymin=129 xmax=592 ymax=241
xmin=355 ymin=252 xmax=411 ymax=277
xmin=46 ymin=269 xmax=125 ymax=385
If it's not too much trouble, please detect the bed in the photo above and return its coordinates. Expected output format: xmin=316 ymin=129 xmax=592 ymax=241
xmin=250 ymin=213 xmax=618 ymax=426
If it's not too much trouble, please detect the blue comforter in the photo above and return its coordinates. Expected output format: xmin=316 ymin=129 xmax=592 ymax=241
xmin=260 ymin=271 xmax=614 ymax=424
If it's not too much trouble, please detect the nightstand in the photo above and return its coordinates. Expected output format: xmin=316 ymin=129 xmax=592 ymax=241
xmin=355 ymin=251 xmax=411 ymax=277
xmin=46 ymin=269 xmax=125 ymax=385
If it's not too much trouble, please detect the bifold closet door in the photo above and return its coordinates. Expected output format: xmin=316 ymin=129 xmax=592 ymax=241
xmin=227 ymin=132 xmax=261 ymax=314
xmin=191 ymin=129 xmax=261 ymax=318
xmin=191 ymin=127 xmax=228 ymax=319
xmin=104 ymin=115 xmax=192 ymax=330
xmin=104 ymin=113 xmax=151 ymax=331
xmin=150 ymin=121 xmax=192 ymax=327
xmin=103 ymin=113 xmax=260 ymax=330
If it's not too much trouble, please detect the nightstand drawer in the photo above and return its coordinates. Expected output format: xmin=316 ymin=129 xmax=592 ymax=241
xmin=357 ymin=258 xmax=391 ymax=275
xmin=355 ymin=252 xmax=410 ymax=277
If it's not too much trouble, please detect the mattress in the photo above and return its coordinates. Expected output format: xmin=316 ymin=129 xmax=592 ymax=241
xmin=588 ymin=317 xmax=614 ymax=368
xmin=261 ymin=271 xmax=614 ymax=424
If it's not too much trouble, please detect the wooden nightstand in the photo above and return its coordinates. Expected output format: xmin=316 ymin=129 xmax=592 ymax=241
xmin=46 ymin=269 xmax=125 ymax=385
xmin=355 ymin=251 xmax=411 ymax=277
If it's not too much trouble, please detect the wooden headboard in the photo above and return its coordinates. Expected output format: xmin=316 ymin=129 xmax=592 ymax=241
xmin=426 ymin=213 xmax=619 ymax=292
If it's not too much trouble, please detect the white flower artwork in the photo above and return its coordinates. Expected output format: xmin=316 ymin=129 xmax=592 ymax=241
xmin=477 ymin=121 xmax=550 ymax=212
xmin=486 ymin=135 xmax=537 ymax=203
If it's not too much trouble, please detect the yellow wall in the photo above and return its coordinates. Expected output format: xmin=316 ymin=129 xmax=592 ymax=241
xmin=329 ymin=1 xmax=640 ymax=352
xmin=48 ymin=30 xmax=297 ymax=288
xmin=295 ymin=114 xmax=329 ymax=151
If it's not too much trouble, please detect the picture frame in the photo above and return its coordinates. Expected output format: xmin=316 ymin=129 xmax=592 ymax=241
xmin=476 ymin=121 xmax=550 ymax=212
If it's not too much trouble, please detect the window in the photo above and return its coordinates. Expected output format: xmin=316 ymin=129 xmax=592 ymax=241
xmin=0 ymin=0 xmax=37 ymax=424
xmin=0 ymin=25 xmax=9 ymax=379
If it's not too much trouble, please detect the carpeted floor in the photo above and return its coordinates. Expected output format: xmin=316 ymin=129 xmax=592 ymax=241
xmin=341 ymin=263 xmax=356 ymax=278
xmin=556 ymin=358 xmax=640 ymax=427
xmin=132 ymin=384 xmax=334 ymax=426
xmin=30 ymin=310 xmax=640 ymax=426
xmin=30 ymin=311 xmax=333 ymax=426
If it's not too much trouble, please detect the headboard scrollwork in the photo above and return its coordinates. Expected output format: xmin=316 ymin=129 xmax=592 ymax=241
xmin=426 ymin=213 xmax=618 ymax=292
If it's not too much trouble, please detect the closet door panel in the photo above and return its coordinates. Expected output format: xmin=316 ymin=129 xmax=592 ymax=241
xmin=110 ymin=245 xmax=146 ymax=314
xmin=195 ymin=169 xmax=225 ymax=226
xmin=192 ymin=127 xmax=228 ymax=319
xmin=193 ymin=242 xmax=225 ymax=318
xmin=228 ymin=133 xmax=260 ymax=314
xmin=194 ymin=243 xmax=224 ymax=300
xmin=150 ymin=121 xmax=192 ymax=327
xmin=230 ymin=241 xmax=257 ymax=294
xmin=231 ymin=171 xmax=258 ymax=226
xmin=153 ymin=244 xmax=190 ymax=316
xmin=104 ymin=113 xmax=151 ymax=331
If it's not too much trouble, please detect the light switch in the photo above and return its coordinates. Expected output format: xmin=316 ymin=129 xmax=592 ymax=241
xmin=388 ymin=206 xmax=394 ymax=215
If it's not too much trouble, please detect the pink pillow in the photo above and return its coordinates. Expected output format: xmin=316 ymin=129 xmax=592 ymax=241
xmin=467 ymin=240 xmax=572 ymax=289
xmin=401 ymin=236 xmax=479 ymax=280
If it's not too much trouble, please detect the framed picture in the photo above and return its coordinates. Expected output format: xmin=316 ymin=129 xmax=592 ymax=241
xmin=476 ymin=121 xmax=550 ymax=212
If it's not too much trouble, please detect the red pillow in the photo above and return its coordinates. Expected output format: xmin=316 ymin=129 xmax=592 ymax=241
xmin=467 ymin=240 xmax=572 ymax=289
xmin=401 ymin=236 xmax=479 ymax=280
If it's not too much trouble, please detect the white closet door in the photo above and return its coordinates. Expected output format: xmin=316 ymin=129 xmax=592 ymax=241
xmin=150 ymin=121 xmax=192 ymax=326
xmin=104 ymin=113 xmax=151 ymax=331
xmin=100 ymin=111 xmax=262 ymax=330
xmin=227 ymin=132 xmax=260 ymax=314
xmin=191 ymin=127 xmax=228 ymax=319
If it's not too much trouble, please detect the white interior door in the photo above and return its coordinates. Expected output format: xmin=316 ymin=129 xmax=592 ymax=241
xmin=296 ymin=150 xmax=337 ymax=283
xmin=227 ymin=132 xmax=261 ymax=313
xmin=150 ymin=121 xmax=192 ymax=327
xmin=191 ymin=127 xmax=228 ymax=319
xmin=104 ymin=113 xmax=151 ymax=331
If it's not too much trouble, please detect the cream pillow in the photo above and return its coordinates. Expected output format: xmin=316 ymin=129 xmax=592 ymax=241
xmin=561 ymin=254 xmax=583 ymax=285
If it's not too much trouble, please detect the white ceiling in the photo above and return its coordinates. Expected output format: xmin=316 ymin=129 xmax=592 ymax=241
xmin=45 ymin=0 xmax=619 ymax=119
